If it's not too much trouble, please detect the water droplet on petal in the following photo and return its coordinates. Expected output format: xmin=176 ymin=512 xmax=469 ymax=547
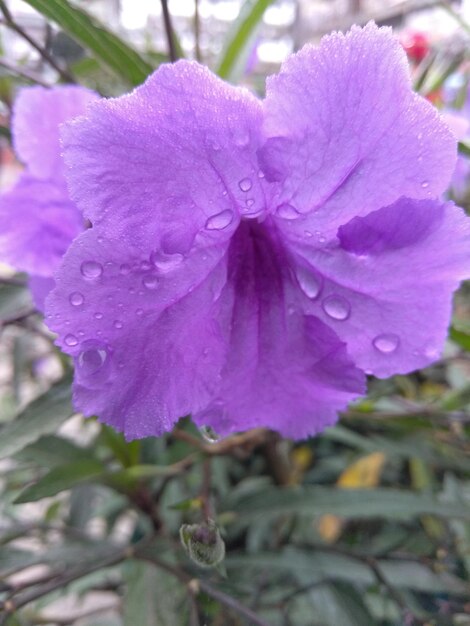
xmin=140 ymin=261 xmax=152 ymax=271
xmin=76 ymin=341 xmax=110 ymax=385
xmin=276 ymin=203 xmax=299 ymax=220
xmin=81 ymin=261 xmax=103 ymax=279
xmin=120 ymin=263 xmax=131 ymax=275
xmin=150 ymin=250 xmax=184 ymax=272
xmin=205 ymin=209 xmax=233 ymax=231
xmin=114 ymin=320 xmax=123 ymax=329
xmin=136 ymin=308 xmax=144 ymax=316
xmin=421 ymin=180 xmax=429 ymax=189
xmin=65 ymin=334 xmax=78 ymax=347
xmin=143 ymin=275 xmax=159 ymax=290
xmin=245 ymin=198 xmax=255 ymax=208
xmin=94 ymin=312 xmax=103 ymax=320
xmin=257 ymin=170 xmax=265 ymax=179
xmin=69 ymin=292 xmax=84 ymax=307
xmin=295 ymin=267 xmax=322 ymax=299
xmin=199 ymin=425 xmax=220 ymax=443
xmin=373 ymin=333 xmax=400 ymax=354
xmin=238 ymin=177 xmax=252 ymax=192
xmin=322 ymin=295 xmax=351 ymax=321
xmin=304 ymin=230 xmax=313 ymax=238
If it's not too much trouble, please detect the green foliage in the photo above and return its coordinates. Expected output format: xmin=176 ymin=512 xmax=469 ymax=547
xmin=216 ymin=0 xmax=275 ymax=81
xmin=21 ymin=0 xmax=154 ymax=86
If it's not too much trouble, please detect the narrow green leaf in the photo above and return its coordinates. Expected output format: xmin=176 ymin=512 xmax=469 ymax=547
xmin=216 ymin=0 xmax=275 ymax=80
xmin=22 ymin=0 xmax=153 ymax=86
xmin=223 ymin=486 xmax=470 ymax=521
xmin=15 ymin=434 xmax=90 ymax=468
xmin=14 ymin=459 xmax=106 ymax=503
xmin=458 ymin=141 xmax=470 ymax=158
xmin=0 ymin=377 xmax=73 ymax=460
xmin=450 ymin=325 xmax=470 ymax=350
xmin=226 ymin=547 xmax=468 ymax=595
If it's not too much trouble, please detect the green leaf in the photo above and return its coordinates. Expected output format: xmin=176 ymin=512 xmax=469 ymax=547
xmin=223 ymin=486 xmax=470 ymax=521
xmin=226 ymin=547 xmax=468 ymax=595
xmin=0 ymin=377 xmax=73 ymax=460
xmin=15 ymin=434 xmax=90 ymax=468
xmin=123 ymin=560 xmax=187 ymax=626
xmin=216 ymin=0 xmax=275 ymax=80
xmin=14 ymin=459 xmax=106 ymax=503
xmin=450 ymin=325 xmax=470 ymax=350
xmin=458 ymin=141 xmax=470 ymax=159
xmin=22 ymin=0 xmax=153 ymax=86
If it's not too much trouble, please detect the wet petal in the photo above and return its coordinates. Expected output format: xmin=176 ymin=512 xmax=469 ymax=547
xmin=284 ymin=198 xmax=470 ymax=377
xmin=261 ymin=23 xmax=455 ymax=240
xmin=62 ymin=61 xmax=267 ymax=250
xmin=46 ymin=229 xmax=230 ymax=438
xmin=193 ymin=222 xmax=366 ymax=439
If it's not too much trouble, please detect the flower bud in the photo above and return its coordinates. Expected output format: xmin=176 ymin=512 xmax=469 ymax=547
xmin=179 ymin=519 xmax=225 ymax=568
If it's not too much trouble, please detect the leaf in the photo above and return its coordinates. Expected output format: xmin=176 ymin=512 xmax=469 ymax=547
xmin=226 ymin=547 xmax=468 ymax=595
xmin=307 ymin=583 xmax=376 ymax=626
xmin=22 ymin=0 xmax=153 ymax=86
xmin=216 ymin=0 xmax=275 ymax=80
xmin=15 ymin=434 xmax=90 ymax=468
xmin=123 ymin=560 xmax=187 ymax=626
xmin=0 ymin=377 xmax=73 ymax=460
xmin=318 ymin=452 xmax=387 ymax=543
xmin=223 ymin=486 xmax=470 ymax=522
xmin=450 ymin=325 xmax=470 ymax=350
xmin=14 ymin=459 xmax=106 ymax=503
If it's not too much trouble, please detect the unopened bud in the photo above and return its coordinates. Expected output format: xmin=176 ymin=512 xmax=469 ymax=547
xmin=179 ymin=519 xmax=225 ymax=568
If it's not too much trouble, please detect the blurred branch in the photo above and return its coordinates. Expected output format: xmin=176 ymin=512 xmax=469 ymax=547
xmin=160 ymin=0 xmax=178 ymax=62
xmin=0 ymin=57 xmax=50 ymax=86
xmin=344 ymin=406 xmax=470 ymax=425
xmin=0 ymin=0 xmax=75 ymax=83
xmin=194 ymin=0 xmax=201 ymax=62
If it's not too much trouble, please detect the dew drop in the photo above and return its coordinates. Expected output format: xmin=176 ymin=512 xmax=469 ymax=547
xmin=245 ymin=198 xmax=255 ymax=208
xmin=64 ymin=334 xmax=78 ymax=347
xmin=77 ymin=342 xmax=109 ymax=382
xmin=69 ymin=292 xmax=84 ymax=307
xmin=421 ymin=180 xmax=429 ymax=189
xmin=296 ymin=267 xmax=322 ymax=299
xmin=372 ymin=333 xmax=400 ymax=354
xmin=80 ymin=261 xmax=103 ymax=279
xmin=322 ymin=295 xmax=351 ymax=321
xmin=94 ymin=312 xmax=103 ymax=320
xmin=304 ymin=230 xmax=313 ymax=238
xmin=136 ymin=308 xmax=144 ymax=316
xmin=257 ymin=170 xmax=265 ymax=179
xmin=140 ymin=260 xmax=152 ymax=271
xmin=238 ymin=177 xmax=252 ymax=192
xmin=205 ymin=209 xmax=233 ymax=231
xmin=114 ymin=320 xmax=123 ymax=329
xmin=199 ymin=425 xmax=220 ymax=443
xmin=150 ymin=250 xmax=184 ymax=272
xmin=276 ymin=203 xmax=299 ymax=220
xmin=142 ymin=274 xmax=159 ymax=290
xmin=120 ymin=263 xmax=131 ymax=275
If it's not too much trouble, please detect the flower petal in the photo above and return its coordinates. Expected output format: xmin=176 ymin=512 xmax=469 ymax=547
xmin=13 ymin=86 xmax=98 ymax=179
xmin=261 ymin=23 xmax=455 ymax=239
xmin=62 ymin=61 xmax=266 ymax=250
xmin=193 ymin=222 xmax=366 ymax=439
xmin=0 ymin=174 xmax=82 ymax=276
xmin=46 ymin=229 xmax=230 ymax=438
xmin=284 ymin=198 xmax=470 ymax=377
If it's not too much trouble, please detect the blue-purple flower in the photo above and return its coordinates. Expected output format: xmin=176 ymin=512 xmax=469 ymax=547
xmin=0 ymin=86 xmax=98 ymax=309
xmin=45 ymin=24 xmax=470 ymax=440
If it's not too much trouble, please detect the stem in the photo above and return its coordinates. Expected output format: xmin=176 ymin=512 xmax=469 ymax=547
xmin=0 ymin=1 xmax=75 ymax=83
xmin=0 ymin=57 xmax=50 ymax=86
xmin=172 ymin=427 xmax=269 ymax=456
xmin=194 ymin=0 xmax=201 ymax=62
xmin=160 ymin=0 xmax=177 ymax=62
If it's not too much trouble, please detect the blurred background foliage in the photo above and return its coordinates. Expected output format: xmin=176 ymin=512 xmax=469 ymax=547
xmin=1 ymin=1 xmax=470 ymax=625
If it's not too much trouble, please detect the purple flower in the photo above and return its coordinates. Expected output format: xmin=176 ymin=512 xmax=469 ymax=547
xmin=0 ymin=86 xmax=98 ymax=310
xmin=46 ymin=24 xmax=470 ymax=440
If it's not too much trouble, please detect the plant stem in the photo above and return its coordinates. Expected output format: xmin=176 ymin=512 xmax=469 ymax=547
xmin=0 ymin=57 xmax=50 ymax=86
xmin=0 ymin=1 xmax=75 ymax=83
xmin=160 ymin=0 xmax=177 ymax=62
